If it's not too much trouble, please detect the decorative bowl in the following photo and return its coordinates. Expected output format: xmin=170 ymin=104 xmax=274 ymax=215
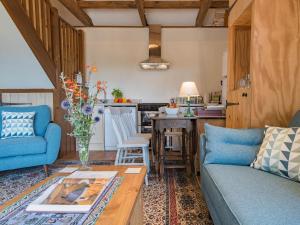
xmin=165 ymin=107 xmax=179 ymax=115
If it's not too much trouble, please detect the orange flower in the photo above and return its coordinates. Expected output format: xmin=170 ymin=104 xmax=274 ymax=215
xmin=65 ymin=79 xmax=73 ymax=84
xmin=97 ymin=81 xmax=101 ymax=90
xmin=82 ymin=94 xmax=88 ymax=100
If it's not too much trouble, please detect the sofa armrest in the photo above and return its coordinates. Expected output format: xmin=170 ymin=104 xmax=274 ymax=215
xmin=200 ymin=134 xmax=206 ymax=165
xmin=44 ymin=123 xmax=61 ymax=164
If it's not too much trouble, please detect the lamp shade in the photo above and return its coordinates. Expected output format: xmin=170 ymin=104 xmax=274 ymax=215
xmin=179 ymin=81 xmax=199 ymax=97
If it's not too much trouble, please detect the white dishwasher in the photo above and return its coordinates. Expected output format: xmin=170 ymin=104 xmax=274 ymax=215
xmin=104 ymin=105 xmax=137 ymax=151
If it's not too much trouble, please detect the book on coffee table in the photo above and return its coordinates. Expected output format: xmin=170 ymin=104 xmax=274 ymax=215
xmin=26 ymin=171 xmax=118 ymax=213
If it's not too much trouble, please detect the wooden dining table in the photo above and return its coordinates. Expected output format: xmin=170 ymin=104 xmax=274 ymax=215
xmin=151 ymin=113 xmax=198 ymax=177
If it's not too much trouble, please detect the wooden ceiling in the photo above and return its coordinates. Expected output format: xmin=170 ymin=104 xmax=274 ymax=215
xmin=57 ymin=0 xmax=229 ymax=27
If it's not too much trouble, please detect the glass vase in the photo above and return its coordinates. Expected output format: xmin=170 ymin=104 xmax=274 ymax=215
xmin=77 ymin=136 xmax=91 ymax=169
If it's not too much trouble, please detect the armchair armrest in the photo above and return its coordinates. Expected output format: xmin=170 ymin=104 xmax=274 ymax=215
xmin=44 ymin=123 xmax=61 ymax=164
xmin=200 ymin=134 xmax=206 ymax=165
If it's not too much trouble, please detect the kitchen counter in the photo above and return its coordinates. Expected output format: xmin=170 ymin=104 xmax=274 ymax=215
xmin=96 ymin=99 xmax=140 ymax=107
xmin=97 ymin=103 xmax=138 ymax=107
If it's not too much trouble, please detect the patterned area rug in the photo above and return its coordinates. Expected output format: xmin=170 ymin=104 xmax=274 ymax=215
xmin=0 ymin=165 xmax=212 ymax=225
xmin=144 ymin=169 xmax=212 ymax=225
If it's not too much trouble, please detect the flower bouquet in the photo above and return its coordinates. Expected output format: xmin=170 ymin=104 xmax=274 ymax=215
xmin=60 ymin=71 xmax=106 ymax=168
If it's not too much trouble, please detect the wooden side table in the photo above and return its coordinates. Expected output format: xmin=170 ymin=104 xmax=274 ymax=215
xmin=152 ymin=114 xmax=197 ymax=177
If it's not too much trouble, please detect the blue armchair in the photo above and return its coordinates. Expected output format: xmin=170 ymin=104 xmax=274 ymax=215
xmin=0 ymin=105 xmax=61 ymax=175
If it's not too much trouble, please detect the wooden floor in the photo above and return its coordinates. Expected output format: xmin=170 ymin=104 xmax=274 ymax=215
xmin=59 ymin=151 xmax=117 ymax=161
xmin=58 ymin=149 xmax=181 ymax=162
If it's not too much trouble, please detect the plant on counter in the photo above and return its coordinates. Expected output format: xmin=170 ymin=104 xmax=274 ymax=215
xmin=60 ymin=72 xmax=105 ymax=168
xmin=112 ymin=88 xmax=123 ymax=98
xmin=112 ymin=88 xmax=127 ymax=103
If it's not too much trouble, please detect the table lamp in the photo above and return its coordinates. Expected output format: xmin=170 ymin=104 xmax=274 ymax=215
xmin=179 ymin=81 xmax=200 ymax=117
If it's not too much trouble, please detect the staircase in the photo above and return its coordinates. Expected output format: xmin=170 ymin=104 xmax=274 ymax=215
xmin=0 ymin=0 xmax=86 ymax=157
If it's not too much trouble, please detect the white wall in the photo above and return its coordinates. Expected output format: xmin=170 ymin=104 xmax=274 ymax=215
xmin=83 ymin=27 xmax=227 ymax=102
xmin=0 ymin=2 xmax=53 ymax=89
xmin=2 ymin=93 xmax=54 ymax=118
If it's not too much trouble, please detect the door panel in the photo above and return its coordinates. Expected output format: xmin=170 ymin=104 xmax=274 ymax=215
xmin=236 ymin=88 xmax=251 ymax=128
xmin=226 ymin=88 xmax=251 ymax=128
xmin=226 ymin=91 xmax=238 ymax=128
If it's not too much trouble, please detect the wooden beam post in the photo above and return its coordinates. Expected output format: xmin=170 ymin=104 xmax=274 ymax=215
xmin=58 ymin=0 xmax=93 ymax=26
xmin=195 ymin=0 xmax=212 ymax=27
xmin=50 ymin=7 xmax=67 ymax=158
xmin=1 ymin=0 xmax=57 ymax=87
xmin=135 ymin=0 xmax=147 ymax=26
xmin=50 ymin=7 xmax=61 ymax=122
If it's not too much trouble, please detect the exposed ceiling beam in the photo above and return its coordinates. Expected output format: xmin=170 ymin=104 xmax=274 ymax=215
xmin=135 ymin=0 xmax=147 ymax=26
xmin=77 ymin=1 xmax=229 ymax=9
xmin=78 ymin=1 xmax=136 ymax=9
xmin=75 ymin=25 xmax=227 ymax=28
xmin=195 ymin=0 xmax=212 ymax=27
xmin=146 ymin=1 xmax=201 ymax=8
xmin=58 ymin=0 xmax=93 ymax=26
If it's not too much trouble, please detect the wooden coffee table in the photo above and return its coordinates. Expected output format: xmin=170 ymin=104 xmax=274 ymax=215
xmin=0 ymin=165 xmax=147 ymax=225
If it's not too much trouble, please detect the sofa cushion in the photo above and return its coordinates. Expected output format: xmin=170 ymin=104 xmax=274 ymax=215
xmin=289 ymin=110 xmax=300 ymax=127
xmin=0 ymin=137 xmax=46 ymax=158
xmin=0 ymin=105 xmax=51 ymax=137
xmin=1 ymin=111 xmax=35 ymax=139
xmin=202 ymin=164 xmax=300 ymax=225
xmin=251 ymin=126 xmax=300 ymax=182
xmin=204 ymin=124 xmax=264 ymax=165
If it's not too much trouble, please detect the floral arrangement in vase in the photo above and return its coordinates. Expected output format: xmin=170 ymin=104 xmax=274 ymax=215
xmin=60 ymin=68 xmax=106 ymax=168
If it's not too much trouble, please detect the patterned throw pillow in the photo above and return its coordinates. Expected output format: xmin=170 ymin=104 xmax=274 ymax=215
xmin=251 ymin=126 xmax=300 ymax=182
xmin=1 ymin=111 xmax=35 ymax=139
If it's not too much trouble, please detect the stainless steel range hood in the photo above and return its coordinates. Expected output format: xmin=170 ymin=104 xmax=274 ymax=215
xmin=140 ymin=25 xmax=170 ymax=70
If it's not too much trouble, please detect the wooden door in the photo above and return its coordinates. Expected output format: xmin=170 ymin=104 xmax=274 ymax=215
xmin=226 ymin=90 xmax=238 ymax=128
xmin=226 ymin=88 xmax=251 ymax=128
xmin=250 ymin=0 xmax=300 ymax=127
xmin=236 ymin=88 xmax=251 ymax=128
xmin=226 ymin=24 xmax=251 ymax=128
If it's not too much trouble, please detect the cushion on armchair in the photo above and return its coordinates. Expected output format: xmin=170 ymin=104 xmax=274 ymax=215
xmin=204 ymin=124 xmax=264 ymax=165
xmin=0 ymin=105 xmax=51 ymax=137
xmin=251 ymin=126 xmax=300 ymax=182
xmin=1 ymin=111 xmax=35 ymax=139
xmin=289 ymin=111 xmax=300 ymax=127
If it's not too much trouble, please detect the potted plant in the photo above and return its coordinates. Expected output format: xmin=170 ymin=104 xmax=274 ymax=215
xmin=60 ymin=71 xmax=106 ymax=168
xmin=111 ymin=88 xmax=124 ymax=103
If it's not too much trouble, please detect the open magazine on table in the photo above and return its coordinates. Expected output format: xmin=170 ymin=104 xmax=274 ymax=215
xmin=26 ymin=171 xmax=118 ymax=213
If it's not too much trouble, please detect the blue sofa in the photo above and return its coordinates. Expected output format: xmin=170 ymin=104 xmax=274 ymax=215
xmin=200 ymin=112 xmax=300 ymax=225
xmin=0 ymin=105 xmax=61 ymax=174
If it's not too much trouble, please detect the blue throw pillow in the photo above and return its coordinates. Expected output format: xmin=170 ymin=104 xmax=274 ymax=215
xmin=1 ymin=111 xmax=36 ymax=139
xmin=204 ymin=124 xmax=264 ymax=166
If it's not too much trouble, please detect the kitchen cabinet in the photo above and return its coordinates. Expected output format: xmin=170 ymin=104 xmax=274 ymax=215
xmin=89 ymin=105 xmax=105 ymax=151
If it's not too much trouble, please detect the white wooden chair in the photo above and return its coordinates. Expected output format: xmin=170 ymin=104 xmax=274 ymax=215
xmin=109 ymin=107 xmax=150 ymax=185
xmin=120 ymin=108 xmax=155 ymax=163
xmin=120 ymin=107 xmax=152 ymax=141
